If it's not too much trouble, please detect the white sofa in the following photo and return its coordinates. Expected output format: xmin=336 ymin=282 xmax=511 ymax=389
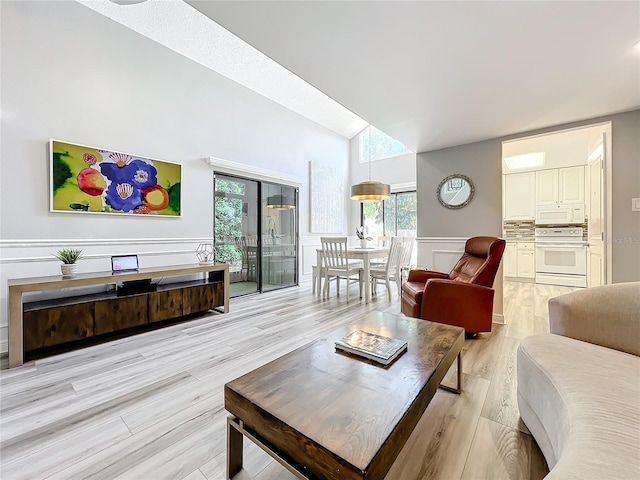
xmin=517 ymin=282 xmax=640 ymax=479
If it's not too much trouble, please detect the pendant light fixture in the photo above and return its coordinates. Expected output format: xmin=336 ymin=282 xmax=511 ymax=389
xmin=266 ymin=194 xmax=295 ymax=210
xmin=350 ymin=126 xmax=391 ymax=202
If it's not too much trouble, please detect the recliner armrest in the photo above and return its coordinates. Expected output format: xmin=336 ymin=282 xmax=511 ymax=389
xmin=406 ymin=269 xmax=449 ymax=283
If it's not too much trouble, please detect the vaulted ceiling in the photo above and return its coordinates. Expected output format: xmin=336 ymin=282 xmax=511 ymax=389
xmin=187 ymin=1 xmax=640 ymax=153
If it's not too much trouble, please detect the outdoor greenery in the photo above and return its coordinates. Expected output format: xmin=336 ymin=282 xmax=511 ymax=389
xmin=214 ymin=179 xmax=244 ymax=265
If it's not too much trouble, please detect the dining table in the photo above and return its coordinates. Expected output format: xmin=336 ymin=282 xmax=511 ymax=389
xmin=316 ymin=246 xmax=389 ymax=304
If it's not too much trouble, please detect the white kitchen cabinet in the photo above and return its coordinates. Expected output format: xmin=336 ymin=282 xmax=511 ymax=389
xmin=535 ymin=169 xmax=559 ymax=205
xmin=559 ymin=166 xmax=585 ymax=204
xmin=536 ymin=166 xmax=585 ymax=205
xmin=504 ymin=243 xmax=517 ymax=277
xmin=504 ymin=172 xmax=535 ymax=220
xmin=516 ymin=243 xmax=535 ymax=278
xmin=504 ymin=242 xmax=535 ymax=279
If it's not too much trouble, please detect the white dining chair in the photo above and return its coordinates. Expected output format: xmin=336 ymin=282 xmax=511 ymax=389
xmin=320 ymin=237 xmax=363 ymax=302
xmin=370 ymin=237 xmax=404 ymax=301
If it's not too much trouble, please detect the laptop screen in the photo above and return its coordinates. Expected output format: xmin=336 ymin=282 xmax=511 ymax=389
xmin=111 ymin=255 xmax=139 ymax=272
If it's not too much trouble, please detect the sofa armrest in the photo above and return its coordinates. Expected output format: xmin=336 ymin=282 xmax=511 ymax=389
xmin=406 ymin=269 xmax=449 ymax=283
xmin=549 ymin=282 xmax=640 ymax=357
xmin=421 ymin=279 xmax=494 ymax=332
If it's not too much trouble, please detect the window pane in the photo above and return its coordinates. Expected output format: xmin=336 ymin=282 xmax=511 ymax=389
xmin=362 ymin=202 xmax=383 ymax=240
xmin=383 ymin=196 xmax=397 ymax=236
xmin=216 ymin=178 xmax=245 ymax=195
xmin=361 ymin=126 xmax=411 ymax=163
xmin=396 ymin=192 xmax=417 ymax=237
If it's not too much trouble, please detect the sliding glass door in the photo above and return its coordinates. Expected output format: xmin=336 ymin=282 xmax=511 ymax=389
xmin=214 ymin=175 xmax=259 ymax=297
xmin=262 ymin=183 xmax=298 ymax=291
xmin=214 ymin=174 xmax=298 ymax=296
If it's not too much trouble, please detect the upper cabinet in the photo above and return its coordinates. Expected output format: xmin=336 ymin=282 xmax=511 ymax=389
xmin=559 ymin=166 xmax=585 ymax=204
xmin=504 ymin=172 xmax=535 ymax=220
xmin=535 ymin=166 xmax=585 ymax=205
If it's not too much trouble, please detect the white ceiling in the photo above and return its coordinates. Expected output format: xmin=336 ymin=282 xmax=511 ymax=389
xmin=78 ymin=0 xmax=368 ymax=138
xmin=186 ymin=0 xmax=640 ymax=153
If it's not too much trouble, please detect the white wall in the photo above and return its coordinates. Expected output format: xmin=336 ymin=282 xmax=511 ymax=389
xmin=0 ymin=1 xmax=350 ymax=352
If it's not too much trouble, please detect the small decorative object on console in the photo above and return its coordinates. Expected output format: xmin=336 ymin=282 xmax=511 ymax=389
xmin=196 ymin=243 xmax=215 ymax=265
xmin=335 ymin=329 xmax=407 ymax=365
xmin=53 ymin=248 xmax=83 ymax=277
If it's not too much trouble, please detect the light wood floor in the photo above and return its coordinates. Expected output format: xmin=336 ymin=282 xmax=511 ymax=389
xmin=0 ymin=279 xmax=577 ymax=480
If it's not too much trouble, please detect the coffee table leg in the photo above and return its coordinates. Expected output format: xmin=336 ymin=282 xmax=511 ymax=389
xmin=227 ymin=416 xmax=243 ymax=479
xmin=440 ymin=351 xmax=463 ymax=394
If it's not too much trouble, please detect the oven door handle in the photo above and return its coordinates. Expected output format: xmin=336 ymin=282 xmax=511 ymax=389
xmin=535 ymin=244 xmax=586 ymax=248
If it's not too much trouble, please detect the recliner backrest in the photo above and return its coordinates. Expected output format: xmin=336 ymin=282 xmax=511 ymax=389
xmin=449 ymin=236 xmax=506 ymax=287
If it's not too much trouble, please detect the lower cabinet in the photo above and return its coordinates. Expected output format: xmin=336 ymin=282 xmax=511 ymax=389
xmin=95 ymin=294 xmax=148 ymax=335
xmin=504 ymin=242 xmax=535 ymax=280
xmin=24 ymin=302 xmax=94 ymax=351
xmin=186 ymin=283 xmax=224 ymax=315
xmin=516 ymin=244 xmax=535 ymax=278
xmin=149 ymin=288 xmax=184 ymax=323
xmin=23 ymin=281 xmax=224 ymax=356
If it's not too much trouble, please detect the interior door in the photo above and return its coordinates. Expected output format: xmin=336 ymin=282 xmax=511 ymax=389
xmin=587 ymin=133 xmax=606 ymax=287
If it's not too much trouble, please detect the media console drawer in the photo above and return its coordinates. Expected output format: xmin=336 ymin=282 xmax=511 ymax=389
xmin=24 ymin=302 xmax=94 ymax=351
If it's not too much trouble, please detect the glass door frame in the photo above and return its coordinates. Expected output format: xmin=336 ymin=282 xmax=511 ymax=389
xmin=214 ymin=172 xmax=299 ymax=296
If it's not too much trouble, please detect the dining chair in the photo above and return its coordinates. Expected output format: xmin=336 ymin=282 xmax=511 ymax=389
xmin=398 ymin=237 xmax=415 ymax=284
xmin=320 ymin=237 xmax=363 ymax=302
xmin=370 ymin=237 xmax=404 ymax=301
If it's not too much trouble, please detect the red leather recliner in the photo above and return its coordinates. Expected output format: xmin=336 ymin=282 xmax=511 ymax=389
xmin=401 ymin=236 xmax=506 ymax=334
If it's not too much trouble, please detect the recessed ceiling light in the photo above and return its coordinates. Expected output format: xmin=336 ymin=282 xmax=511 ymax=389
xmin=504 ymin=152 xmax=546 ymax=170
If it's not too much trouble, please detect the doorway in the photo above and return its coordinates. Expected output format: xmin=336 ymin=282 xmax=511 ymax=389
xmin=214 ymin=174 xmax=298 ymax=297
xmin=501 ymin=122 xmax=611 ymax=292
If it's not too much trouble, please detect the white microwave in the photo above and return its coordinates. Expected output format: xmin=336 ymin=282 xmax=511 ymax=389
xmin=535 ymin=204 xmax=585 ymax=225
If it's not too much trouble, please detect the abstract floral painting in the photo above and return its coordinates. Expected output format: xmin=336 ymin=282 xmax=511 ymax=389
xmin=50 ymin=140 xmax=181 ymax=216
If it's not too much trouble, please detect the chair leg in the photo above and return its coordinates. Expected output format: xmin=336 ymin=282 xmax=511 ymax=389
xmin=323 ymin=274 xmax=329 ymax=299
xmin=312 ymin=266 xmax=317 ymax=293
xmin=385 ymin=278 xmax=392 ymax=301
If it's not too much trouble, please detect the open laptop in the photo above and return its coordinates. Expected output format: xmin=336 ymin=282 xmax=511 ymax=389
xmin=111 ymin=254 xmax=139 ymax=274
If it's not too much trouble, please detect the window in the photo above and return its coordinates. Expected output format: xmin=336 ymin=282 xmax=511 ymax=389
xmin=362 ymin=191 xmax=417 ymax=239
xmin=359 ymin=126 xmax=412 ymax=163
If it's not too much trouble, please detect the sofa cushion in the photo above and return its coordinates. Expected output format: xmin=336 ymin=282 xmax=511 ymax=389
xmin=518 ymin=333 xmax=640 ymax=479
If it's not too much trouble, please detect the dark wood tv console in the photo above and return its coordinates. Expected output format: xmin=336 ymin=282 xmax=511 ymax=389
xmin=8 ymin=263 xmax=229 ymax=368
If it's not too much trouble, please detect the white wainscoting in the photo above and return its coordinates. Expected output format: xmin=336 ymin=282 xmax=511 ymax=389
xmin=0 ymin=237 xmax=212 ymax=354
xmin=416 ymin=237 xmax=505 ymax=324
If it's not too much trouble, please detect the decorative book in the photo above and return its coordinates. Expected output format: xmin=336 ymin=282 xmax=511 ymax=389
xmin=335 ymin=330 xmax=408 ymax=365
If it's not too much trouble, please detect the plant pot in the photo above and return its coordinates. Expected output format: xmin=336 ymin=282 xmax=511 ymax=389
xmin=359 ymin=239 xmax=368 ymax=249
xmin=61 ymin=263 xmax=78 ymax=277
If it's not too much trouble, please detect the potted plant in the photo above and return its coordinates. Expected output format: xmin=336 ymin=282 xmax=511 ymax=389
xmin=54 ymin=248 xmax=83 ymax=277
xmin=356 ymin=226 xmax=373 ymax=248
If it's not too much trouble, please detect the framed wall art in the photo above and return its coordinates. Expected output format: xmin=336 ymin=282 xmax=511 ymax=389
xmin=50 ymin=140 xmax=181 ymax=216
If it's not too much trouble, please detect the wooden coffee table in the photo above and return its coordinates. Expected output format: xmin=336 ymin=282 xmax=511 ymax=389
xmin=224 ymin=311 xmax=464 ymax=479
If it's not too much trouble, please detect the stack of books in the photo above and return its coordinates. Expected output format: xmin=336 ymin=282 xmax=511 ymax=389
xmin=335 ymin=329 xmax=408 ymax=365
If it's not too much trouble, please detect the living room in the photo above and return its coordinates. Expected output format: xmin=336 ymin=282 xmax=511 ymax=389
xmin=1 ymin=1 xmax=639 ymax=479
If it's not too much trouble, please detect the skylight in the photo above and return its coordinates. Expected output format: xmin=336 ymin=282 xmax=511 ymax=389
xmin=503 ymin=152 xmax=546 ymax=171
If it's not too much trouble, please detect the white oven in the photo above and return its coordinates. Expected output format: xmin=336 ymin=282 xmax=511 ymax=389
xmin=535 ymin=203 xmax=585 ymax=225
xmin=535 ymin=228 xmax=587 ymax=287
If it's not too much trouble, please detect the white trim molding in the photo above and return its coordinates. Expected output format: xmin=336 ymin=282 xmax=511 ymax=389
xmin=0 ymin=237 xmax=212 ymax=248
xmin=206 ymin=156 xmax=305 ymax=187
xmin=390 ymin=181 xmax=417 ymax=193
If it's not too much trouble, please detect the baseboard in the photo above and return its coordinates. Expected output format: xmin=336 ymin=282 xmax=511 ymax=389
xmin=492 ymin=313 xmax=505 ymax=325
